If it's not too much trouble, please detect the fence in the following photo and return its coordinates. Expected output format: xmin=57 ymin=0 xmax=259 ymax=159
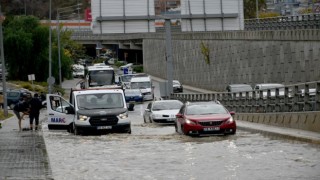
xmin=171 ymin=81 xmax=320 ymax=113
xmin=245 ymin=14 xmax=320 ymax=30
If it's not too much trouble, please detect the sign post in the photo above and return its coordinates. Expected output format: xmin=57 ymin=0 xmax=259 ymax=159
xmin=28 ymin=74 xmax=35 ymax=92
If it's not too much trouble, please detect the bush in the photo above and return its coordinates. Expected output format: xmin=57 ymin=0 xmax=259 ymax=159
xmin=115 ymin=61 xmax=126 ymax=67
xmin=133 ymin=65 xmax=143 ymax=73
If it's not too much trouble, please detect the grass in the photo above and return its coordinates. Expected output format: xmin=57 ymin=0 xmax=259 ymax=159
xmin=0 ymin=111 xmax=13 ymax=121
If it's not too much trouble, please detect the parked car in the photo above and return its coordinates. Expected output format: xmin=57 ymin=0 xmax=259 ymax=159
xmin=124 ymin=89 xmax=143 ymax=102
xmin=175 ymin=101 xmax=236 ymax=136
xmin=173 ymin=80 xmax=183 ymax=93
xmin=7 ymin=89 xmax=32 ymax=109
xmin=143 ymin=100 xmax=183 ymax=124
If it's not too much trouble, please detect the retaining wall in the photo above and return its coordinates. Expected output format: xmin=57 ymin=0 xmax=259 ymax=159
xmin=143 ymin=30 xmax=320 ymax=91
xmin=235 ymin=112 xmax=320 ymax=133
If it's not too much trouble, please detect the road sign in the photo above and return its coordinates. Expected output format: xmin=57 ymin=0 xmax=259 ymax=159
xmin=123 ymin=67 xmax=128 ymax=74
xmin=28 ymin=74 xmax=35 ymax=81
xmin=47 ymin=76 xmax=55 ymax=85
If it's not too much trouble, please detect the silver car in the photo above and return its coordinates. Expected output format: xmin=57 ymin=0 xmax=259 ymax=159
xmin=143 ymin=100 xmax=183 ymax=124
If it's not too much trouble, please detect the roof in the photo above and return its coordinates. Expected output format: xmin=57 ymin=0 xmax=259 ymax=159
xmin=130 ymin=76 xmax=151 ymax=82
xmin=72 ymin=88 xmax=124 ymax=95
xmin=87 ymin=65 xmax=113 ymax=71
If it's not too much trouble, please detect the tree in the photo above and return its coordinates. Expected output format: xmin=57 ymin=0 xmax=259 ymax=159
xmin=244 ymin=0 xmax=266 ymax=19
xmin=3 ymin=15 xmax=79 ymax=83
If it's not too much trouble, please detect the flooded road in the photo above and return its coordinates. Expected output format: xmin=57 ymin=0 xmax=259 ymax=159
xmin=42 ymin=102 xmax=320 ymax=180
xmin=41 ymin=78 xmax=320 ymax=179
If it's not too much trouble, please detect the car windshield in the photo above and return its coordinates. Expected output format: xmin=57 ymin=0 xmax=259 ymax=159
xmin=76 ymin=93 xmax=124 ymax=110
xmin=125 ymin=90 xmax=141 ymax=96
xmin=186 ymin=104 xmax=228 ymax=115
xmin=130 ymin=82 xmax=151 ymax=89
xmin=89 ymin=70 xmax=114 ymax=86
xmin=152 ymin=101 xmax=183 ymax=111
xmin=173 ymin=81 xmax=180 ymax=85
xmin=121 ymin=75 xmax=135 ymax=82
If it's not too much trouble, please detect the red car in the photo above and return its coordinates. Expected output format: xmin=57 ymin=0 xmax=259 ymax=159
xmin=175 ymin=101 xmax=236 ymax=136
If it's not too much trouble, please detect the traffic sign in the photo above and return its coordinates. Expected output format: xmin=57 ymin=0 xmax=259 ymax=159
xmin=123 ymin=67 xmax=128 ymax=74
xmin=47 ymin=76 xmax=55 ymax=85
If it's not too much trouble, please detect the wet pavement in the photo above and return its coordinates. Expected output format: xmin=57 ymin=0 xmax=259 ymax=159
xmin=0 ymin=111 xmax=52 ymax=180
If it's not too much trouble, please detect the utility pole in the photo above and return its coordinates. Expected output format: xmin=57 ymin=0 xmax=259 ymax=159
xmin=0 ymin=3 xmax=8 ymax=117
xmin=165 ymin=18 xmax=173 ymax=98
xmin=48 ymin=0 xmax=53 ymax=93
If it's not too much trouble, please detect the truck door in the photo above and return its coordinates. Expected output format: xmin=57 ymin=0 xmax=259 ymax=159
xmin=46 ymin=94 xmax=75 ymax=131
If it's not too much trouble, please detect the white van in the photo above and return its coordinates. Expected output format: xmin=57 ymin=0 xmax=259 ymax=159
xmin=130 ymin=76 xmax=154 ymax=101
xmin=46 ymin=88 xmax=131 ymax=135
xmin=72 ymin=64 xmax=85 ymax=78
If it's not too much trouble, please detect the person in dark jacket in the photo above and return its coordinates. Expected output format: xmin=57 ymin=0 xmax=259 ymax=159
xmin=13 ymin=96 xmax=30 ymax=131
xmin=29 ymin=93 xmax=43 ymax=131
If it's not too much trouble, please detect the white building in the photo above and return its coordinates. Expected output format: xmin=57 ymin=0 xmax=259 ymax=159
xmin=91 ymin=0 xmax=156 ymax=34
xmin=180 ymin=0 xmax=244 ymax=31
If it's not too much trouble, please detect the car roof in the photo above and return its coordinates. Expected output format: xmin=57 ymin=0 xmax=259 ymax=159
xmin=186 ymin=101 xmax=221 ymax=106
xmin=153 ymin=100 xmax=182 ymax=103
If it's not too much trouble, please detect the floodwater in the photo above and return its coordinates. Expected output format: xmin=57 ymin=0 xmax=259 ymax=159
xmin=42 ymin=103 xmax=320 ymax=180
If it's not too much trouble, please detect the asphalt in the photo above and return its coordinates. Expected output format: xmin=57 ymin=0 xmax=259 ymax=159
xmin=0 ymin=76 xmax=319 ymax=180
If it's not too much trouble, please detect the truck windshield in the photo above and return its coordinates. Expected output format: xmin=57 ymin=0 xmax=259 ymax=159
xmin=88 ymin=70 xmax=114 ymax=87
xmin=77 ymin=93 xmax=124 ymax=110
xmin=130 ymin=82 xmax=151 ymax=89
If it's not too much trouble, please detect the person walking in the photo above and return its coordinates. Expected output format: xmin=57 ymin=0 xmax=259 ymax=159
xmin=29 ymin=93 xmax=43 ymax=131
xmin=13 ymin=95 xmax=30 ymax=131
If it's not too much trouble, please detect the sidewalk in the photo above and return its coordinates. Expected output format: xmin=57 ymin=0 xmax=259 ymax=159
xmin=0 ymin=111 xmax=52 ymax=180
xmin=151 ymin=75 xmax=320 ymax=144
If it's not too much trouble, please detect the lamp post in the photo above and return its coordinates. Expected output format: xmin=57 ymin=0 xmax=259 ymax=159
xmin=56 ymin=3 xmax=82 ymax=86
xmin=48 ymin=0 xmax=52 ymax=93
xmin=0 ymin=3 xmax=8 ymax=117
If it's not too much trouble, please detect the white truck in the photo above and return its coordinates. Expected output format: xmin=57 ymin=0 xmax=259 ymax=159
xmin=130 ymin=76 xmax=154 ymax=101
xmin=46 ymin=88 xmax=131 ymax=135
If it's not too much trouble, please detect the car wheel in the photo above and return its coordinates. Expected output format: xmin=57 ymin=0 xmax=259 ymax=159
xmin=73 ymin=124 xmax=80 ymax=135
xmin=68 ymin=123 xmax=74 ymax=133
xmin=127 ymin=128 xmax=131 ymax=134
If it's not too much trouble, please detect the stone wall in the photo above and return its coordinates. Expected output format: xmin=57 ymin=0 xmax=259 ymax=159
xmin=143 ymin=30 xmax=320 ymax=91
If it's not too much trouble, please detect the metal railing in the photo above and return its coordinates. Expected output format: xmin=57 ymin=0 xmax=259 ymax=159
xmin=245 ymin=13 xmax=320 ymax=30
xmin=171 ymin=81 xmax=320 ymax=113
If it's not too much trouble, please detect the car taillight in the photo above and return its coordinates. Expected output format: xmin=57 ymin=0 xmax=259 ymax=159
xmin=185 ymin=119 xmax=196 ymax=125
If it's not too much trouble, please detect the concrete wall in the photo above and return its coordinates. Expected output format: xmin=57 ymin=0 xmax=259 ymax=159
xmin=143 ymin=30 xmax=320 ymax=91
xmin=235 ymin=112 xmax=320 ymax=133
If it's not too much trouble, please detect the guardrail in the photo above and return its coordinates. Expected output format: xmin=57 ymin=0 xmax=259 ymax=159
xmin=171 ymin=81 xmax=320 ymax=113
xmin=245 ymin=13 xmax=320 ymax=30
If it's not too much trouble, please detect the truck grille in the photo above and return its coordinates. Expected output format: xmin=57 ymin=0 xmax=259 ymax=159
xmin=89 ymin=115 xmax=118 ymax=126
xmin=198 ymin=120 xmax=224 ymax=126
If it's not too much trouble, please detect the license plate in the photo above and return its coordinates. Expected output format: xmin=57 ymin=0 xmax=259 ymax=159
xmin=167 ymin=118 xmax=175 ymax=121
xmin=203 ymin=127 xmax=220 ymax=131
xmin=97 ymin=126 xmax=112 ymax=130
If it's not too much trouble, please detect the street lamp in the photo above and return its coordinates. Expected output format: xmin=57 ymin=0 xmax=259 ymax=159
xmin=56 ymin=3 xmax=82 ymax=85
xmin=0 ymin=3 xmax=8 ymax=117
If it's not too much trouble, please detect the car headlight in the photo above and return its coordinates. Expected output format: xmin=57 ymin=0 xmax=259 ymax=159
xmin=78 ymin=115 xmax=89 ymax=121
xmin=185 ymin=119 xmax=196 ymax=125
xmin=226 ymin=117 xmax=234 ymax=124
xmin=152 ymin=114 xmax=161 ymax=118
xmin=118 ymin=112 xmax=128 ymax=119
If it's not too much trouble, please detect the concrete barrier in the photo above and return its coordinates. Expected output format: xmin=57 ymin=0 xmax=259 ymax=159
xmin=236 ymin=111 xmax=320 ymax=133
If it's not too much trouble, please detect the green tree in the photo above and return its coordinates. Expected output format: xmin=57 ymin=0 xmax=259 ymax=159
xmin=3 ymin=15 xmax=80 ymax=84
xmin=244 ymin=0 xmax=266 ymax=19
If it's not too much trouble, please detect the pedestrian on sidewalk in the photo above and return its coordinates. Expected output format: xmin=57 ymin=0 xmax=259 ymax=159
xmin=13 ymin=95 xmax=30 ymax=131
xmin=29 ymin=93 xmax=43 ymax=131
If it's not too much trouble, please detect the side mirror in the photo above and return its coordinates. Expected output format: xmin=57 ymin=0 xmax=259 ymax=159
xmin=176 ymin=113 xmax=183 ymax=118
xmin=229 ymin=111 xmax=235 ymax=116
xmin=65 ymin=106 xmax=75 ymax=114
